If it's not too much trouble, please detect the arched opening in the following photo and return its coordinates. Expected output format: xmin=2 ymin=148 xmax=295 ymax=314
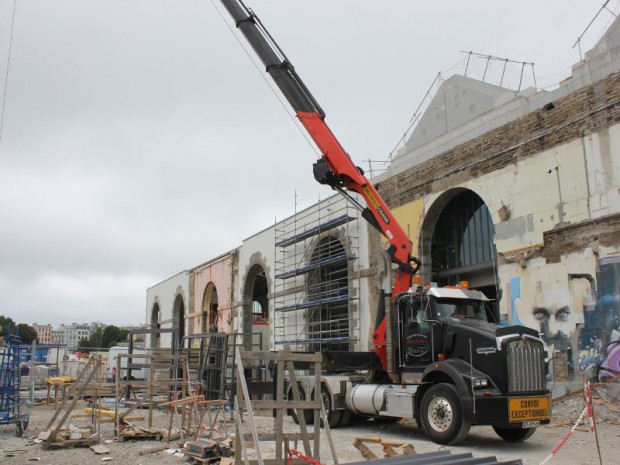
xmin=307 ymin=236 xmax=349 ymax=352
xmin=424 ymin=189 xmax=499 ymax=318
xmin=150 ymin=303 xmax=161 ymax=349
xmin=172 ymin=294 xmax=185 ymax=350
xmin=201 ymin=283 xmax=219 ymax=333
xmin=242 ymin=264 xmax=269 ymax=348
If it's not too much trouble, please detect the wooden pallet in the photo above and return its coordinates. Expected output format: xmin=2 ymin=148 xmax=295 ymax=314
xmin=119 ymin=431 xmax=163 ymax=442
xmin=44 ymin=436 xmax=100 ymax=450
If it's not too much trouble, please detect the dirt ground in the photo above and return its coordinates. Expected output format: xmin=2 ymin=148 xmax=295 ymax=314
xmin=0 ymin=394 xmax=618 ymax=465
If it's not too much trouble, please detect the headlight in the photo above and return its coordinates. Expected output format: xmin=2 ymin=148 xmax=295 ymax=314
xmin=473 ymin=377 xmax=488 ymax=388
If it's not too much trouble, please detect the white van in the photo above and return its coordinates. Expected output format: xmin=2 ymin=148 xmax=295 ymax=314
xmin=105 ymin=346 xmax=148 ymax=382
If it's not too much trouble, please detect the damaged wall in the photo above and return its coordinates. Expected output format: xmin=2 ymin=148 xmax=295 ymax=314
xmin=373 ymin=29 xmax=620 ymax=390
xmin=190 ymin=251 xmax=237 ymax=337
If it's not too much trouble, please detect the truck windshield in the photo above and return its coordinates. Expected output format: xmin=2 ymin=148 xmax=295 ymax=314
xmin=433 ymin=298 xmax=488 ymax=323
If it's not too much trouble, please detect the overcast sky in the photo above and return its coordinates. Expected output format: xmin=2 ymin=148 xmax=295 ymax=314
xmin=0 ymin=0 xmax=616 ymax=328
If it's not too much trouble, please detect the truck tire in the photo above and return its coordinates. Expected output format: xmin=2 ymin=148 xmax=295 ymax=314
xmin=288 ymin=385 xmax=313 ymax=424
xmin=339 ymin=408 xmax=353 ymax=427
xmin=320 ymin=385 xmax=342 ymax=428
xmin=420 ymin=383 xmax=470 ymax=445
xmin=493 ymin=426 xmax=537 ymax=442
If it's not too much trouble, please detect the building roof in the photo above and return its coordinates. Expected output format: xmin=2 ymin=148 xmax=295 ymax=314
xmin=385 ymin=15 xmax=620 ymax=179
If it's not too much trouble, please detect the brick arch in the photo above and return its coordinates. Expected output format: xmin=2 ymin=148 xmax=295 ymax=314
xmin=420 ymin=188 xmax=468 ymax=282
xmin=150 ymin=298 xmax=161 ymax=349
xmin=201 ymin=282 xmax=219 ymax=333
xmin=306 ymin=233 xmax=350 ymax=351
xmin=242 ymin=253 xmax=271 ymax=349
xmin=172 ymin=290 xmax=185 ymax=350
xmin=421 ymin=188 xmax=499 ymax=312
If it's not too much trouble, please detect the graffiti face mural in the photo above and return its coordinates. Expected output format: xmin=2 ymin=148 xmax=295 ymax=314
xmin=512 ymin=269 xmax=594 ymax=381
xmin=515 ymin=277 xmax=585 ymax=351
xmin=509 ymin=257 xmax=620 ymax=386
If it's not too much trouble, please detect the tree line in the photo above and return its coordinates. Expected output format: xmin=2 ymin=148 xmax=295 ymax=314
xmin=0 ymin=315 xmax=131 ymax=350
xmin=0 ymin=315 xmax=37 ymax=343
xmin=78 ymin=326 xmax=130 ymax=352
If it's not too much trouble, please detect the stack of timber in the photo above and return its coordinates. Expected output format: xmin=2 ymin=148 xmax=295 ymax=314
xmin=41 ymin=356 xmax=103 ymax=449
xmin=119 ymin=424 xmax=178 ymax=442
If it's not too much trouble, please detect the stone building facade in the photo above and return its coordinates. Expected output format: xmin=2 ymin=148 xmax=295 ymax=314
xmin=369 ymin=20 xmax=620 ymax=387
xmin=32 ymin=323 xmax=53 ymax=344
xmin=145 ymin=18 xmax=620 ymax=392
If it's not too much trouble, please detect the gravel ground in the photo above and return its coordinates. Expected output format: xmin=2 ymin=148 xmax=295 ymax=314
xmin=0 ymin=394 xmax=618 ymax=465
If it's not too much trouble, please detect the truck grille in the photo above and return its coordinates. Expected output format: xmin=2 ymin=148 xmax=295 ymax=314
xmin=507 ymin=339 xmax=546 ymax=392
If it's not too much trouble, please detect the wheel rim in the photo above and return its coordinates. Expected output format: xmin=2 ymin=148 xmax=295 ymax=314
xmin=321 ymin=390 xmax=330 ymax=415
xmin=427 ymin=396 xmax=453 ymax=432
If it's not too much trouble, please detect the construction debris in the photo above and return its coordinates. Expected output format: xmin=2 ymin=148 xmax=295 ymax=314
xmin=138 ymin=444 xmax=169 ymax=455
xmin=344 ymin=450 xmax=523 ymax=465
xmin=353 ymin=437 xmax=415 ymax=460
xmin=118 ymin=423 xmax=175 ymax=441
xmin=90 ymin=444 xmax=111 ymax=455
xmin=184 ymin=437 xmax=234 ymax=462
xmin=42 ymin=356 xmax=103 ymax=450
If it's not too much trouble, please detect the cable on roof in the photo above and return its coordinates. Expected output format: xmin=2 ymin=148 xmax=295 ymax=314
xmin=0 ymin=0 xmax=18 ymax=146
xmin=208 ymin=0 xmax=320 ymax=159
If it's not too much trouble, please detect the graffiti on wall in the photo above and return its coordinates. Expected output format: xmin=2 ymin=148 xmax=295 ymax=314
xmin=510 ymin=259 xmax=620 ymax=384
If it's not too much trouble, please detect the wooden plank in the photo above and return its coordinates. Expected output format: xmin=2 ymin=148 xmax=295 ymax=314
xmin=234 ymin=396 xmax=250 ymax=465
xmin=285 ymin=349 xmax=312 ymax=457
xmin=235 ymin=348 xmax=264 ymax=465
xmin=275 ymin=357 xmax=284 ymax=461
xmin=139 ymin=444 xmax=168 ymax=455
xmin=239 ymin=350 xmax=321 ymax=363
xmin=45 ymin=357 xmax=102 ymax=447
xmin=245 ymin=400 xmax=318 ymax=410
xmin=313 ymin=358 xmax=321 ymax=458
xmin=159 ymin=395 xmax=203 ymax=407
xmin=320 ymin=397 xmax=338 ymax=465
xmin=45 ymin=357 xmax=95 ymax=430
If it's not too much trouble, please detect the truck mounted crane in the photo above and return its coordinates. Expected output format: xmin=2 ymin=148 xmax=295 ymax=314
xmin=218 ymin=0 xmax=551 ymax=445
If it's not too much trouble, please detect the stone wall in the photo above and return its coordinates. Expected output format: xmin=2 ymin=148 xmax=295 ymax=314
xmin=377 ymin=71 xmax=620 ymax=209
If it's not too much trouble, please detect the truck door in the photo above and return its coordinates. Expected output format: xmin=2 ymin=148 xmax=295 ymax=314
xmin=399 ymin=295 xmax=433 ymax=366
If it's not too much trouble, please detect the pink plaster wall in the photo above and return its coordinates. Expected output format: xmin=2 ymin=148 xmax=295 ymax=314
xmin=192 ymin=257 xmax=233 ymax=334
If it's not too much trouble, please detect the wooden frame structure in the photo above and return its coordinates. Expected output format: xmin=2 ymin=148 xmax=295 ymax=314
xmin=234 ymin=347 xmax=337 ymax=465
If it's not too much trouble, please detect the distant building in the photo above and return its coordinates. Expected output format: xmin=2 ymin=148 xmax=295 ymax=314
xmin=51 ymin=328 xmax=65 ymax=345
xmin=32 ymin=323 xmax=53 ymax=344
xmin=89 ymin=321 xmax=107 ymax=333
xmin=60 ymin=323 xmax=91 ymax=350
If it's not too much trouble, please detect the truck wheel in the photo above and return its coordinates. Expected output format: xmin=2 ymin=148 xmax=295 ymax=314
xmin=339 ymin=408 xmax=353 ymax=427
xmin=320 ymin=386 xmax=342 ymax=428
xmin=420 ymin=383 xmax=470 ymax=445
xmin=288 ymin=386 xmax=313 ymax=424
xmin=493 ymin=426 xmax=537 ymax=442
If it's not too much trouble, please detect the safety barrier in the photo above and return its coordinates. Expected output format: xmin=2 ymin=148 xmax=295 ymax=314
xmin=538 ymin=380 xmax=601 ymax=465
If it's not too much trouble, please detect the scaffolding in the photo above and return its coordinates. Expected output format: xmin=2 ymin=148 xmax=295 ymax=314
xmin=274 ymin=195 xmax=361 ymax=352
